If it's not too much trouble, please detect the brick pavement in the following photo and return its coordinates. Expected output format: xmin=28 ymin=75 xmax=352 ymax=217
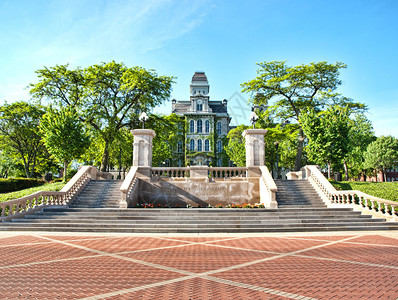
xmin=0 ymin=232 xmax=397 ymax=299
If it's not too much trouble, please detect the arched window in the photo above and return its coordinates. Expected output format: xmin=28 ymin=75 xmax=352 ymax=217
xmin=216 ymin=121 xmax=222 ymax=135
xmin=217 ymin=140 xmax=222 ymax=153
xmin=205 ymin=120 xmax=210 ymax=133
xmin=190 ymin=120 xmax=195 ymax=133
xmin=197 ymin=139 xmax=202 ymax=151
xmin=190 ymin=139 xmax=195 ymax=151
xmin=197 ymin=119 xmax=202 ymax=133
xmin=177 ymin=141 xmax=183 ymax=153
xmin=197 ymin=103 xmax=203 ymax=111
xmin=204 ymin=139 xmax=210 ymax=151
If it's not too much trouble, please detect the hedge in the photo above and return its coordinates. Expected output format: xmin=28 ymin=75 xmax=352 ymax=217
xmin=0 ymin=178 xmax=46 ymax=193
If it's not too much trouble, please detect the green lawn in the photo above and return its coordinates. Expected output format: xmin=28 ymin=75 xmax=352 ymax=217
xmin=0 ymin=182 xmax=66 ymax=203
xmin=330 ymin=180 xmax=398 ymax=202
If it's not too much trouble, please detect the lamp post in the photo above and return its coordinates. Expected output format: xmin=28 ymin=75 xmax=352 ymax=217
xmin=139 ymin=112 xmax=149 ymax=129
xmin=274 ymin=141 xmax=279 ymax=179
xmin=249 ymin=111 xmax=259 ymax=129
xmin=117 ymin=146 xmax=122 ymax=180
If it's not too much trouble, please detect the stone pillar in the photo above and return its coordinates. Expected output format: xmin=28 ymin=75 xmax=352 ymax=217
xmin=131 ymin=129 xmax=156 ymax=177
xmin=242 ymin=129 xmax=268 ymax=177
xmin=243 ymin=129 xmax=268 ymax=167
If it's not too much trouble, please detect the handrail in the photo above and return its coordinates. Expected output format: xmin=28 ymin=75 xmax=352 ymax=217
xmin=120 ymin=166 xmax=139 ymax=207
xmin=305 ymin=165 xmax=398 ymax=221
xmin=0 ymin=166 xmax=96 ymax=221
xmin=259 ymin=166 xmax=278 ymax=208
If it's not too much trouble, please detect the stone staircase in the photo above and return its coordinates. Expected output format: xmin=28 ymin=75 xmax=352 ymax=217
xmin=275 ymin=180 xmax=326 ymax=208
xmin=69 ymin=180 xmax=123 ymax=208
xmin=1 ymin=179 xmax=398 ymax=233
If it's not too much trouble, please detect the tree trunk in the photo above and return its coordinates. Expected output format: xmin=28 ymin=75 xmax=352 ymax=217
xmin=343 ymin=160 xmax=349 ymax=181
xmin=294 ymin=129 xmax=305 ymax=171
xmin=101 ymin=139 xmax=110 ymax=172
xmin=63 ymin=161 xmax=68 ymax=182
xmin=382 ymin=167 xmax=386 ymax=182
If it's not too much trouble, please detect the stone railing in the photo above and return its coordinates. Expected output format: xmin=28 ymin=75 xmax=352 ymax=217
xmin=120 ymin=166 xmax=139 ymax=207
xmin=210 ymin=167 xmax=247 ymax=179
xmin=304 ymin=165 xmax=398 ymax=221
xmin=0 ymin=166 xmax=96 ymax=221
xmin=259 ymin=166 xmax=278 ymax=208
xmin=151 ymin=167 xmax=190 ymax=178
xmin=151 ymin=166 xmax=247 ymax=179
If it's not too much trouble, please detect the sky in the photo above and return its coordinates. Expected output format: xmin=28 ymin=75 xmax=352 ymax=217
xmin=0 ymin=0 xmax=397 ymax=136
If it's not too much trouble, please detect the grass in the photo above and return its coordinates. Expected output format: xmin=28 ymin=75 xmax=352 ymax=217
xmin=330 ymin=180 xmax=398 ymax=202
xmin=0 ymin=182 xmax=66 ymax=203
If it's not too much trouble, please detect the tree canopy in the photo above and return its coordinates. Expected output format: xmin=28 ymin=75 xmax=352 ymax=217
xmin=30 ymin=61 xmax=174 ymax=171
xmin=241 ymin=61 xmax=366 ymax=171
xmin=364 ymin=136 xmax=398 ymax=182
xmin=300 ymin=105 xmax=351 ymax=179
xmin=0 ymin=102 xmax=46 ymax=178
xmin=39 ymin=106 xmax=90 ymax=181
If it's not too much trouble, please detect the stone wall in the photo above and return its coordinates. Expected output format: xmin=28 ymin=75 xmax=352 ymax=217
xmin=128 ymin=177 xmax=260 ymax=207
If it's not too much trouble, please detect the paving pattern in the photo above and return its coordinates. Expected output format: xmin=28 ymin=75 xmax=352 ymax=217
xmin=0 ymin=233 xmax=397 ymax=299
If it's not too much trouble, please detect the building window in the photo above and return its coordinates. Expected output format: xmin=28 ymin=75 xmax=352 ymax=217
xmin=190 ymin=120 xmax=194 ymax=133
xmin=197 ymin=119 xmax=202 ymax=133
xmin=216 ymin=121 xmax=222 ymax=135
xmin=178 ymin=159 xmax=182 ymax=167
xmin=217 ymin=140 xmax=222 ymax=153
xmin=205 ymin=120 xmax=210 ymax=133
xmin=205 ymin=139 xmax=210 ymax=151
xmin=190 ymin=139 xmax=195 ymax=151
xmin=177 ymin=141 xmax=183 ymax=153
xmin=197 ymin=139 xmax=202 ymax=151
xmin=197 ymin=103 xmax=203 ymax=111
xmin=217 ymin=158 xmax=222 ymax=167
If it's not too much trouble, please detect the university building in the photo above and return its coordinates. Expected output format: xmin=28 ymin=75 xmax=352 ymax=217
xmin=171 ymin=72 xmax=231 ymax=166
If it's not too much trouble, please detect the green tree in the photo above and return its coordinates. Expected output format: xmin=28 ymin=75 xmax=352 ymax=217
xmin=40 ymin=106 xmax=90 ymax=181
xmin=241 ymin=61 xmax=365 ymax=171
xmin=300 ymin=106 xmax=351 ymax=179
xmin=225 ymin=125 xmax=249 ymax=167
xmin=0 ymin=102 xmax=46 ymax=178
xmin=344 ymin=113 xmax=375 ymax=180
xmin=146 ymin=114 xmax=185 ymax=167
xmin=364 ymin=136 xmax=398 ymax=182
xmin=30 ymin=61 xmax=174 ymax=172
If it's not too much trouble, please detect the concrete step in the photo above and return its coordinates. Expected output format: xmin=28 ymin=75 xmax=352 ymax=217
xmin=2 ymin=224 xmax=398 ymax=233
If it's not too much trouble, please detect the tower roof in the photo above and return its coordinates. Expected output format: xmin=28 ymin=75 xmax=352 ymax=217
xmin=191 ymin=72 xmax=208 ymax=83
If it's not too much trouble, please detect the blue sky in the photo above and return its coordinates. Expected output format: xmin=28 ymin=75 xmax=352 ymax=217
xmin=0 ymin=0 xmax=397 ymax=136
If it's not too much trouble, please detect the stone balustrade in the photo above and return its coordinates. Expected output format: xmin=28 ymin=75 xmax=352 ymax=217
xmin=120 ymin=166 xmax=139 ymax=207
xmin=303 ymin=165 xmax=398 ymax=221
xmin=259 ymin=166 xmax=278 ymax=208
xmin=210 ymin=167 xmax=247 ymax=179
xmin=150 ymin=166 xmax=247 ymax=179
xmin=151 ymin=167 xmax=190 ymax=178
xmin=0 ymin=166 xmax=95 ymax=221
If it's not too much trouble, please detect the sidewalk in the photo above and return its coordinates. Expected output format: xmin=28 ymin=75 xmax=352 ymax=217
xmin=0 ymin=231 xmax=397 ymax=299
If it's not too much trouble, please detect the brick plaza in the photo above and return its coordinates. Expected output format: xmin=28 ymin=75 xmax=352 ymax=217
xmin=0 ymin=232 xmax=397 ymax=299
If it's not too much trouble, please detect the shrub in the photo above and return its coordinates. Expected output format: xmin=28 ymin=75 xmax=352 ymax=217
xmin=0 ymin=178 xmax=45 ymax=193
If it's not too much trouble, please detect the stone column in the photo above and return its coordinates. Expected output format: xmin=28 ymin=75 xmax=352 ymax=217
xmin=242 ymin=129 xmax=268 ymax=177
xmin=131 ymin=129 xmax=156 ymax=177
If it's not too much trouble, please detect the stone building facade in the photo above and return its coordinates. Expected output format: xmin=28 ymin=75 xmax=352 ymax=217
xmin=171 ymin=72 xmax=231 ymax=166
